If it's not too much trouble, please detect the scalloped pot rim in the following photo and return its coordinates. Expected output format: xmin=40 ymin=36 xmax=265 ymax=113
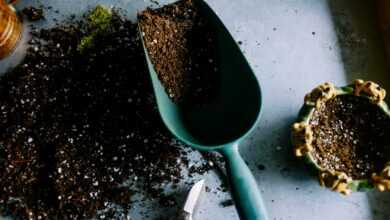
xmin=291 ymin=80 xmax=390 ymax=195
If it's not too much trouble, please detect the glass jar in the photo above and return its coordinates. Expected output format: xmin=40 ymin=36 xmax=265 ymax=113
xmin=0 ymin=0 xmax=22 ymax=59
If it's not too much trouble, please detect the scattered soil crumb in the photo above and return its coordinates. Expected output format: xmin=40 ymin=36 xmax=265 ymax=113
xmin=220 ymin=199 xmax=234 ymax=207
xmin=22 ymin=6 xmax=44 ymax=21
xmin=150 ymin=0 xmax=160 ymax=6
xmin=257 ymin=164 xmax=266 ymax=171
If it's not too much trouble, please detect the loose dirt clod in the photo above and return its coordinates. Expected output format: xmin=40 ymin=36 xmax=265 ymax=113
xmin=309 ymin=95 xmax=390 ymax=179
xmin=0 ymin=7 xmax=216 ymax=220
xmin=220 ymin=199 xmax=234 ymax=207
xmin=138 ymin=0 xmax=219 ymax=104
xmin=22 ymin=6 xmax=44 ymax=21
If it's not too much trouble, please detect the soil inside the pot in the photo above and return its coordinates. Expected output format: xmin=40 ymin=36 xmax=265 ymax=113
xmin=309 ymin=95 xmax=390 ymax=179
xmin=138 ymin=0 xmax=219 ymax=104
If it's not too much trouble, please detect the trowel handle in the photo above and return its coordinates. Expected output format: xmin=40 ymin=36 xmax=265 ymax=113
xmin=219 ymin=143 xmax=268 ymax=220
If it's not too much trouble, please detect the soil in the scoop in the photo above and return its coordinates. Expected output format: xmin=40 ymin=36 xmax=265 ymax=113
xmin=0 ymin=7 xmax=219 ymax=220
xmin=138 ymin=0 xmax=219 ymax=104
xmin=309 ymin=95 xmax=390 ymax=179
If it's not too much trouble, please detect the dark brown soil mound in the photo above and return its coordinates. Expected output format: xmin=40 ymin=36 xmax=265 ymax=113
xmin=309 ymin=95 xmax=390 ymax=179
xmin=0 ymin=8 xmax=216 ymax=220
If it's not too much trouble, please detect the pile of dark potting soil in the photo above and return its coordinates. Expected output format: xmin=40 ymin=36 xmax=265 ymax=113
xmin=0 ymin=6 xmax=215 ymax=220
xmin=309 ymin=95 xmax=390 ymax=179
xmin=138 ymin=0 xmax=219 ymax=104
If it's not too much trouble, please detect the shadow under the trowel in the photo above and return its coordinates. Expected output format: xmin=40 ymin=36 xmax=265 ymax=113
xmin=328 ymin=1 xmax=390 ymax=219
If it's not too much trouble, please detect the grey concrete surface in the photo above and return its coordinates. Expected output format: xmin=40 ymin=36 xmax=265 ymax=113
xmin=1 ymin=0 xmax=390 ymax=219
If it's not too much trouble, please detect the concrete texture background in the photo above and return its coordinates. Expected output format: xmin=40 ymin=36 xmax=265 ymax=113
xmin=1 ymin=0 xmax=390 ymax=219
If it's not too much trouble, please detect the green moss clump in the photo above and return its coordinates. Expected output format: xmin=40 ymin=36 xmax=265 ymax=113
xmin=87 ymin=5 xmax=113 ymax=30
xmin=77 ymin=5 xmax=113 ymax=53
xmin=77 ymin=35 xmax=94 ymax=53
